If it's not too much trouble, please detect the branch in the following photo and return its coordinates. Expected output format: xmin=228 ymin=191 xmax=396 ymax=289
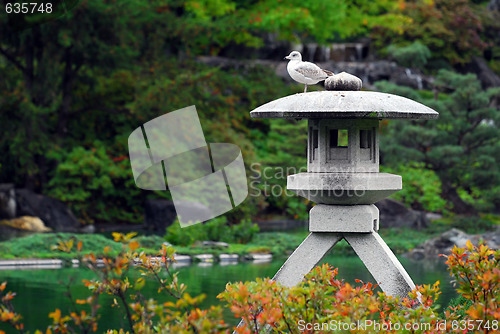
xmin=116 ymin=288 xmax=135 ymax=334
xmin=0 ymin=46 xmax=26 ymax=73
xmin=463 ymin=137 xmax=493 ymax=156
xmin=150 ymin=265 xmax=180 ymax=299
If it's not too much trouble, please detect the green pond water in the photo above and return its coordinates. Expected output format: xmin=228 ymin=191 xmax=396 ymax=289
xmin=0 ymin=255 xmax=456 ymax=333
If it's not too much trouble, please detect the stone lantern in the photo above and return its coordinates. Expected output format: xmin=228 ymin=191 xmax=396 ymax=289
xmin=250 ymin=85 xmax=438 ymax=299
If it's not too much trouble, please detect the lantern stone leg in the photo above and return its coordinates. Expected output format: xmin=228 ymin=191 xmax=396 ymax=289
xmin=272 ymin=232 xmax=343 ymax=287
xmin=272 ymin=231 xmax=416 ymax=297
xmin=344 ymin=232 xmax=416 ymax=298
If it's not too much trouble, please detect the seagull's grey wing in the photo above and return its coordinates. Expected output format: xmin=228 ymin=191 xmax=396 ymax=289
xmin=322 ymin=69 xmax=334 ymax=76
xmin=294 ymin=62 xmax=331 ymax=80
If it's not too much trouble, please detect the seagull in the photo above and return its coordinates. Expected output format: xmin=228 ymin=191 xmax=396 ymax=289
xmin=285 ymin=51 xmax=334 ymax=92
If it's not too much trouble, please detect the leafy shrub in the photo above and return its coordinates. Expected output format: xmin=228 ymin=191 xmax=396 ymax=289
xmin=452 ymin=216 xmax=497 ymax=234
xmin=219 ymin=242 xmax=500 ymax=333
xmin=444 ymin=295 xmax=473 ymax=319
xmin=164 ymin=220 xmax=206 ymax=247
xmin=444 ymin=241 xmax=500 ymax=328
xmin=246 ymin=246 xmax=271 ymax=254
xmin=387 ymin=41 xmax=431 ymax=70
xmin=228 ymin=219 xmax=261 ymax=244
xmin=164 ymin=217 xmax=259 ymax=246
xmin=373 ymin=0 xmax=488 ymax=65
xmin=0 ymin=233 xmax=229 ymax=333
xmin=46 ymin=141 xmax=142 ymax=224
xmin=381 ymin=162 xmax=448 ymax=213
xmin=0 ymin=233 xmax=122 ymax=259
xmin=249 ymin=231 xmax=309 ymax=257
xmin=0 ymin=236 xmax=499 ymax=333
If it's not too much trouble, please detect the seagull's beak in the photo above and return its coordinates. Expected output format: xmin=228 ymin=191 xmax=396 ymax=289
xmin=284 ymin=55 xmax=291 ymax=60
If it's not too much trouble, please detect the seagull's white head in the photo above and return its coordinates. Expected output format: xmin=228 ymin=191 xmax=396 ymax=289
xmin=284 ymin=51 xmax=302 ymax=61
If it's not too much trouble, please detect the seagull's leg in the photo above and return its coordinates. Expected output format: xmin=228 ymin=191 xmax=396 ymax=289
xmin=304 ymin=84 xmax=308 ymax=93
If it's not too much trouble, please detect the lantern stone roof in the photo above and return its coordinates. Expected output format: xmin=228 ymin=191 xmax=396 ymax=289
xmin=250 ymin=91 xmax=439 ymax=120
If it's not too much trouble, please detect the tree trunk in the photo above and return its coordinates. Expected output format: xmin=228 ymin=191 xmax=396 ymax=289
xmin=58 ymin=49 xmax=72 ymax=136
xmin=441 ymin=180 xmax=477 ymax=216
xmin=24 ymin=30 xmax=36 ymax=191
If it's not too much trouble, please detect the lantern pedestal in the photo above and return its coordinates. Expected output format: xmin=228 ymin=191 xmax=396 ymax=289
xmin=309 ymin=204 xmax=379 ymax=232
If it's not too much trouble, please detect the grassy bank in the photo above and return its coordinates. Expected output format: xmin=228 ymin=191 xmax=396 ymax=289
xmin=0 ymin=215 xmax=497 ymax=260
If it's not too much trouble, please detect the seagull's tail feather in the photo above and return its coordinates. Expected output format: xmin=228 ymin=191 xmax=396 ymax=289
xmin=323 ymin=69 xmax=334 ymax=76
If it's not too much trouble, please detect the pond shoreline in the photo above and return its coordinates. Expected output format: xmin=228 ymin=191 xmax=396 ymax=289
xmin=0 ymin=252 xmax=275 ymax=270
xmin=1 ymin=224 xmax=498 ymax=270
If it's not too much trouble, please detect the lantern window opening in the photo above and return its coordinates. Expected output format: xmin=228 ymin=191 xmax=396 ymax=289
xmin=310 ymin=127 xmax=319 ymax=161
xmin=329 ymin=129 xmax=348 ymax=148
xmin=360 ymin=129 xmax=372 ymax=149
xmin=328 ymin=128 xmax=349 ymax=161
xmin=359 ymin=127 xmax=376 ymax=162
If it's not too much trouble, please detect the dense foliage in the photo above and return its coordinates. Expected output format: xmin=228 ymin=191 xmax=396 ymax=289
xmin=380 ymin=163 xmax=447 ymax=212
xmin=221 ymin=240 xmax=500 ymax=333
xmin=0 ymin=234 xmax=498 ymax=333
xmin=164 ymin=217 xmax=259 ymax=246
xmin=0 ymin=0 xmax=407 ymax=225
xmin=1 ymin=3 xmax=499 ymax=334
xmin=376 ymin=71 xmax=500 ymax=215
xmin=386 ymin=41 xmax=431 ymax=70
xmin=373 ymin=0 xmax=491 ymax=66
xmin=1 ymin=0 xmax=499 ymax=226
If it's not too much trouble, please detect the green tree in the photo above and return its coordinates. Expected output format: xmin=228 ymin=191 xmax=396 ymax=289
xmin=249 ymin=118 xmax=309 ymax=220
xmin=0 ymin=0 xmax=408 ymax=186
xmin=376 ymin=71 xmax=500 ymax=215
xmin=387 ymin=41 xmax=431 ymax=70
xmin=0 ymin=0 xmax=168 ymax=190
xmin=0 ymin=0 xmax=450 ymax=225
xmin=373 ymin=0 xmax=489 ymax=66
xmin=174 ymin=0 xmax=409 ymax=52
